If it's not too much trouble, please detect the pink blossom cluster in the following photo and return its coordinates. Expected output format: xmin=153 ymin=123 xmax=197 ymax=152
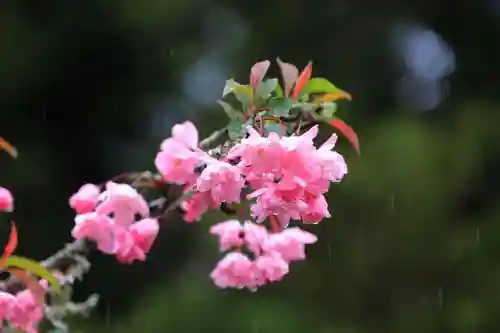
xmin=0 ymin=186 xmax=44 ymax=332
xmin=154 ymin=121 xmax=347 ymax=289
xmin=0 ymin=114 xmax=350 ymax=331
xmin=0 ymin=185 xmax=45 ymax=332
xmin=0 ymin=281 xmax=47 ymax=333
xmin=210 ymin=220 xmax=317 ymax=289
xmin=155 ymin=121 xmax=347 ymax=225
xmin=69 ymin=181 xmax=159 ymax=264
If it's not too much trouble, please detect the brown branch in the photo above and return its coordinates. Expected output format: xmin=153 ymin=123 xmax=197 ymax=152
xmin=0 ymin=127 xmax=227 ymax=292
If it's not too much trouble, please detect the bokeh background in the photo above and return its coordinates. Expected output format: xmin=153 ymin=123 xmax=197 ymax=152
xmin=1 ymin=0 xmax=500 ymax=332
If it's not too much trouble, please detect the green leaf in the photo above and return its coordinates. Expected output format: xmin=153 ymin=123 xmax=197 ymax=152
xmin=274 ymin=83 xmax=284 ymax=97
xmin=299 ymin=78 xmax=345 ymax=95
xmin=222 ymin=79 xmax=252 ymax=109
xmin=5 ymin=255 xmax=61 ymax=291
xmin=267 ymin=98 xmax=293 ymax=117
xmin=255 ymin=78 xmax=278 ymax=100
xmin=264 ymin=123 xmax=284 ymax=136
xmin=217 ymin=100 xmax=241 ymax=120
xmin=227 ymin=119 xmax=246 ymax=140
xmin=222 ymin=79 xmax=243 ymax=96
xmin=321 ymin=102 xmax=338 ymax=119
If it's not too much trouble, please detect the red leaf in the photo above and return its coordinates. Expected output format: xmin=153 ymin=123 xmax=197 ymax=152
xmin=292 ymin=61 xmax=313 ymax=99
xmin=328 ymin=119 xmax=360 ymax=154
xmin=249 ymin=60 xmax=271 ymax=89
xmin=8 ymin=268 xmax=30 ymax=286
xmin=0 ymin=221 xmax=18 ymax=266
xmin=8 ymin=268 xmax=45 ymax=304
xmin=0 ymin=137 xmax=18 ymax=159
xmin=276 ymin=58 xmax=299 ymax=97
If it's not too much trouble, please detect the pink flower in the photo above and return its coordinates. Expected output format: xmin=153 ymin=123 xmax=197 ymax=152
xmin=300 ymin=193 xmax=330 ymax=224
xmin=248 ymin=186 xmax=305 ymax=228
xmin=155 ymin=141 xmax=202 ymax=185
xmin=96 ymin=182 xmax=149 ymax=227
xmin=210 ymin=220 xmax=244 ymax=251
xmin=72 ymin=212 xmax=116 ymax=253
xmin=180 ymin=191 xmax=218 ymax=223
xmin=254 ymin=252 xmax=289 ymax=283
xmin=196 ymin=159 xmax=245 ymax=203
xmin=69 ymin=183 xmax=100 ymax=214
xmin=210 ymin=252 xmax=257 ymax=289
xmin=170 ymin=121 xmax=199 ymax=149
xmin=280 ymin=125 xmax=319 ymax=153
xmin=263 ymin=227 xmax=317 ymax=261
xmin=242 ymin=221 xmax=269 ymax=255
xmin=155 ymin=121 xmax=208 ymax=185
xmin=5 ymin=282 xmax=48 ymax=333
xmin=315 ymin=133 xmax=348 ymax=182
xmin=114 ymin=218 xmax=159 ymax=264
xmin=209 ymin=219 xmax=319 ymax=290
xmin=228 ymin=127 xmax=284 ymax=175
xmin=0 ymin=187 xmax=13 ymax=212
xmin=0 ymin=291 xmax=16 ymax=328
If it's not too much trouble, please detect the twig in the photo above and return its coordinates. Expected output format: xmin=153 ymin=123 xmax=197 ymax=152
xmin=199 ymin=128 xmax=227 ymax=149
xmin=0 ymin=127 xmax=226 ymax=331
xmin=41 ymin=239 xmax=91 ymax=270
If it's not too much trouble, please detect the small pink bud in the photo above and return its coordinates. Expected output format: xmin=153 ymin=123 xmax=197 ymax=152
xmin=0 ymin=187 xmax=14 ymax=212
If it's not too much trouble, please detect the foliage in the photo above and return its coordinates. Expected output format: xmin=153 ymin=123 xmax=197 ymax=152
xmin=220 ymin=58 xmax=358 ymax=153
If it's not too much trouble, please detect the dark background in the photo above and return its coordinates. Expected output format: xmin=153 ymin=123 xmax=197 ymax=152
xmin=1 ymin=0 xmax=500 ymax=332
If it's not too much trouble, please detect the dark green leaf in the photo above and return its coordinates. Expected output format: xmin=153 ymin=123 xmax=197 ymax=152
xmin=235 ymin=91 xmax=251 ymax=110
xmin=217 ymin=100 xmax=241 ymax=120
xmin=222 ymin=79 xmax=253 ymax=110
xmin=227 ymin=119 xmax=246 ymax=140
xmin=267 ymin=98 xmax=293 ymax=117
xmin=255 ymin=78 xmax=278 ymax=100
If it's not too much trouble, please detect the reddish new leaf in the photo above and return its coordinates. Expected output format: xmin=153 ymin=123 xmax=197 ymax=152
xmin=292 ymin=61 xmax=313 ymax=99
xmin=8 ymin=268 xmax=45 ymax=304
xmin=328 ymin=119 xmax=360 ymax=154
xmin=250 ymin=60 xmax=271 ymax=89
xmin=276 ymin=58 xmax=299 ymax=97
xmin=0 ymin=221 xmax=18 ymax=266
xmin=8 ymin=268 xmax=30 ymax=287
xmin=0 ymin=137 xmax=18 ymax=159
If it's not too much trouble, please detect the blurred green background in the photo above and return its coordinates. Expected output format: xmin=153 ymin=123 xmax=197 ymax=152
xmin=1 ymin=0 xmax=500 ymax=332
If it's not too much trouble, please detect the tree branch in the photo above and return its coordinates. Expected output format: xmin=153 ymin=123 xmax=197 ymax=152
xmin=0 ymin=127 xmax=228 ymax=322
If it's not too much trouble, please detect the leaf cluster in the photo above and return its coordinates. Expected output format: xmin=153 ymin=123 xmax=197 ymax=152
xmin=217 ymin=58 xmax=359 ymax=153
